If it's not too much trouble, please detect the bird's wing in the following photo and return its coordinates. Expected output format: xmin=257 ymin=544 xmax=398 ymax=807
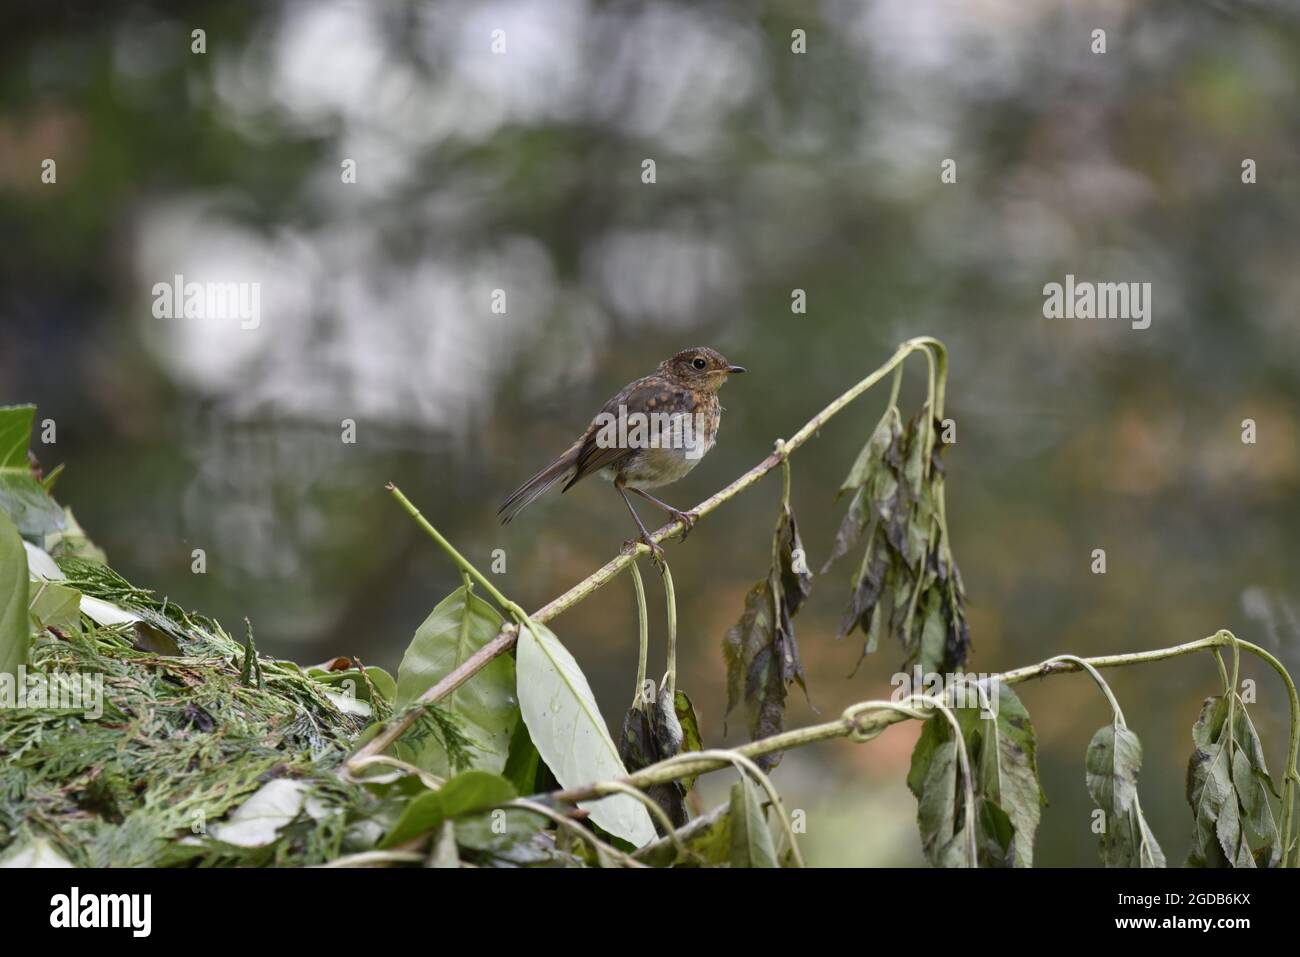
xmin=564 ymin=377 xmax=694 ymax=490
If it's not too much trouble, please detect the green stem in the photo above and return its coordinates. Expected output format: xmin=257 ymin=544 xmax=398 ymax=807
xmin=629 ymin=560 xmax=649 ymax=708
xmin=1046 ymin=654 xmax=1127 ymax=727
xmin=661 ymin=563 xmax=678 ymax=699
xmin=550 ymin=633 xmax=1234 ymax=802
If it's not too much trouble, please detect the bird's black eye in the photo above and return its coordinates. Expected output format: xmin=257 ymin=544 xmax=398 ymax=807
xmin=692 ymin=357 xmax=707 ymax=370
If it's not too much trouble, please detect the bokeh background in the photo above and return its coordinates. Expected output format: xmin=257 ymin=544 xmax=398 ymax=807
xmin=3 ymin=0 xmax=1299 ymax=866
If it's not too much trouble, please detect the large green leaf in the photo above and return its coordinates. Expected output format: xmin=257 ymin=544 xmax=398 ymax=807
xmin=1085 ymin=723 xmax=1165 ymax=867
xmin=0 ymin=406 xmax=64 ymax=538
xmin=394 ymin=586 xmax=517 ymax=775
xmin=0 ymin=510 xmax=30 ymax=679
xmin=516 ymin=619 xmax=656 ymax=847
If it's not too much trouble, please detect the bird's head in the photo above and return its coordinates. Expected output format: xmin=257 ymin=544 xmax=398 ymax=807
xmin=662 ymin=346 xmax=746 ymax=393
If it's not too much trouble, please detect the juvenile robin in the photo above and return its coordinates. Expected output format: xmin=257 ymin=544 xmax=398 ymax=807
xmin=498 ymin=347 xmax=746 ymax=560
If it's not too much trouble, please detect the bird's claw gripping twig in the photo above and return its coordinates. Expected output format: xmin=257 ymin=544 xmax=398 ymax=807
xmin=670 ymin=509 xmax=698 ymax=541
xmin=623 ymin=533 xmax=666 ymax=566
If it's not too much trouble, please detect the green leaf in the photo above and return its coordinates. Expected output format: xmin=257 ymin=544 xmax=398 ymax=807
xmin=1086 ymin=724 xmax=1140 ymax=815
xmin=0 ymin=509 xmax=30 ymax=679
xmin=912 ymin=737 xmax=968 ymax=867
xmin=1086 ymin=723 xmax=1165 ymax=867
xmin=969 ymin=683 xmax=1045 ymax=867
xmin=44 ymin=508 xmax=106 ymax=564
xmin=634 ymin=802 xmax=733 ymax=868
xmin=0 ymin=406 xmax=65 ymax=538
xmin=674 ymin=690 xmax=704 ymax=790
xmin=28 ymin=580 xmax=82 ymax=633
xmin=516 ymin=619 xmax=656 ymax=847
xmin=501 ymin=719 xmax=542 ymax=795
xmin=394 ymin=586 xmax=517 ymax=775
xmin=728 ymin=779 xmax=778 ymax=868
xmin=838 ymin=405 xmax=901 ymax=497
xmin=381 ymin=770 xmax=517 ymax=848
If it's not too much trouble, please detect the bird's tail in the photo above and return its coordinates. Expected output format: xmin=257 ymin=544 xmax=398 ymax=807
xmin=498 ymin=445 xmax=579 ymax=524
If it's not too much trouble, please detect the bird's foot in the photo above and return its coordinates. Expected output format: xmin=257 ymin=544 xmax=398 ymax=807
xmin=670 ymin=509 xmax=698 ymax=541
xmin=623 ymin=533 xmax=666 ymax=566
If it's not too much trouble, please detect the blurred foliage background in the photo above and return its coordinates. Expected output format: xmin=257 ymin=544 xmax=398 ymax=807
xmin=3 ymin=0 xmax=1299 ymax=866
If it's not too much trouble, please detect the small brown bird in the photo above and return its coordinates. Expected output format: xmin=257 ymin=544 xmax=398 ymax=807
xmin=498 ymin=347 xmax=745 ymax=559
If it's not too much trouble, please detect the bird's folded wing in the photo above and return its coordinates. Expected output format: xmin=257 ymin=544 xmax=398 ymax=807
xmin=565 ymin=378 xmax=695 ymax=489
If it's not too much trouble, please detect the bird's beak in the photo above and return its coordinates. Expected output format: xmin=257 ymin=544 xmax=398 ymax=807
xmin=727 ymin=365 xmax=746 ymax=374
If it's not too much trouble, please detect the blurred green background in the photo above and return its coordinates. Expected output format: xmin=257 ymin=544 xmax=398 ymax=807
xmin=3 ymin=0 xmax=1299 ymax=866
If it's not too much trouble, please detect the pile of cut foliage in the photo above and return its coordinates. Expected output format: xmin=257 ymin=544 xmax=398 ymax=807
xmin=0 ymin=404 xmax=724 ymax=867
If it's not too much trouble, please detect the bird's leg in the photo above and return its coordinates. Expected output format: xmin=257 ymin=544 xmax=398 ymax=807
xmin=617 ymin=481 xmax=665 ymax=564
xmin=628 ymin=487 xmax=698 ymax=541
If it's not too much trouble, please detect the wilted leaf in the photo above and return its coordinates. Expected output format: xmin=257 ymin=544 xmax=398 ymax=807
xmin=617 ymin=684 xmax=693 ymax=831
xmin=1186 ymin=694 xmax=1279 ymax=868
xmin=722 ymin=505 xmax=810 ymax=769
xmin=907 ymin=683 xmax=1044 ymax=867
xmin=827 ymin=403 xmax=969 ymax=675
xmin=1086 ymin=723 xmax=1165 ymax=867
xmin=516 ymin=620 xmax=656 ymax=847
xmin=394 ymin=586 xmax=517 ymax=775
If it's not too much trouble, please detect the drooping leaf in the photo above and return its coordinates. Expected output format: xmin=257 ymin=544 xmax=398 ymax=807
xmin=728 ymin=779 xmax=778 ymax=868
xmin=0 ymin=406 xmax=65 ymax=538
xmin=968 ymin=683 xmax=1045 ymax=867
xmin=0 ymin=509 xmax=30 ymax=679
xmin=674 ymin=690 xmax=704 ymax=790
xmin=617 ymin=682 xmax=697 ymax=831
xmin=515 ymin=619 xmax=656 ymax=847
xmin=1185 ymin=694 xmax=1279 ymax=868
xmin=1086 ymin=723 xmax=1165 ymax=867
xmin=826 ymin=402 xmax=969 ymax=675
xmin=394 ymin=586 xmax=517 ymax=775
xmin=722 ymin=505 xmax=811 ymax=769
xmin=907 ymin=682 xmax=1045 ymax=867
